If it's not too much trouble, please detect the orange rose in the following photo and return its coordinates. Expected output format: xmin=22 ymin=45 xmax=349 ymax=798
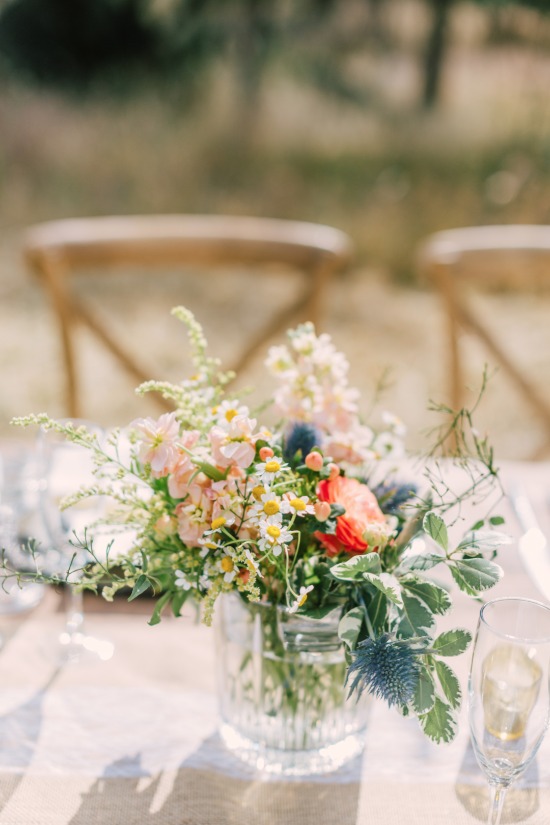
xmin=315 ymin=476 xmax=385 ymax=557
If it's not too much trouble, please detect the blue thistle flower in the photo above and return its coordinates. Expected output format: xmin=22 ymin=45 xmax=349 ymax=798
xmin=283 ymin=422 xmax=321 ymax=464
xmin=346 ymin=634 xmax=420 ymax=708
xmin=371 ymin=480 xmax=417 ymax=516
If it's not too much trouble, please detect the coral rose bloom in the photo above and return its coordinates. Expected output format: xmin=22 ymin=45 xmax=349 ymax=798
xmin=315 ymin=476 xmax=385 ymax=556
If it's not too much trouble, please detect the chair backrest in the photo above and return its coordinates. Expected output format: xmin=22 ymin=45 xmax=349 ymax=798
xmin=24 ymin=214 xmax=352 ymax=418
xmin=419 ymin=224 xmax=550 ymax=459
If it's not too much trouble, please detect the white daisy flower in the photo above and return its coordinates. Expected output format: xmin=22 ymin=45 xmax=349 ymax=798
xmin=288 ymin=585 xmax=314 ymax=614
xmin=255 ymin=458 xmax=287 ymax=484
xmin=259 ymin=520 xmax=293 ymax=557
xmin=280 ymin=492 xmax=315 ymax=517
xmin=217 ymin=555 xmax=237 ymax=583
xmin=175 ymin=570 xmax=192 ymax=590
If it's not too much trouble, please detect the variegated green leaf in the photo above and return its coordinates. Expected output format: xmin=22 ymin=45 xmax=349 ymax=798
xmin=402 ymin=577 xmax=452 ymax=616
xmin=435 ymin=660 xmax=462 ymax=710
xmin=432 ymin=628 xmax=472 ymax=657
xmin=419 ymin=696 xmax=458 ymax=744
xmin=368 ymin=590 xmax=388 ymax=635
xmin=363 ymin=572 xmax=403 ymax=607
xmin=457 ymin=530 xmax=511 ymax=553
xmin=450 ymin=557 xmax=503 ymax=595
xmin=338 ymin=607 xmax=364 ymax=651
xmin=331 ymin=552 xmax=381 ymax=581
xmin=412 ymin=665 xmax=435 ymax=715
xmin=395 ymin=592 xmax=435 ymax=639
xmin=423 ymin=512 xmax=448 ymax=551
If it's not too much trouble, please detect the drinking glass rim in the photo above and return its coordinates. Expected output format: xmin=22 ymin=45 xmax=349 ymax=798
xmin=480 ymin=596 xmax=550 ymax=643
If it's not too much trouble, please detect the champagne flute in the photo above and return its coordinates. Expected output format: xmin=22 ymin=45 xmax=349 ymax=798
xmin=468 ymin=596 xmax=550 ymax=825
xmin=37 ymin=420 xmax=112 ymax=662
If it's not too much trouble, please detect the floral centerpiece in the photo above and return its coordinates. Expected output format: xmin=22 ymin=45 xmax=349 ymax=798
xmin=10 ymin=307 xmax=506 ymax=769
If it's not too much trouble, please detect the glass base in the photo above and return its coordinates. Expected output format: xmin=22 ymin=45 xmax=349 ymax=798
xmin=220 ymin=722 xmax=365 ymax=777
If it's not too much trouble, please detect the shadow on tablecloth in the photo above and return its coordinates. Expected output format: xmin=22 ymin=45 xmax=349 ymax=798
xmin=66 ymin=733 xmax=362 ymax=825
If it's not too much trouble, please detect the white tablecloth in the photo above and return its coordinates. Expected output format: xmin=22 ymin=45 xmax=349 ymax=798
xmin=0 ymin=461 xmax=549 ymax=825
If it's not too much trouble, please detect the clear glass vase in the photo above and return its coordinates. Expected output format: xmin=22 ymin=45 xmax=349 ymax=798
xmin=215 ymin=593 xmax=370 ymax=776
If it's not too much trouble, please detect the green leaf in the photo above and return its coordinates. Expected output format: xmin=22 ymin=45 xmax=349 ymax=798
xmin=128 ymin=574 xmax=152 ymax=602
xmin=397 ymin=548 xmax=445 ymax=574
xmin=148 ymin=591 xmax=171 ymax=626
xmin=419 ymin=696 xmax=458 ymax=744
xmin=338 ymin=607 xmax=364 ymax=651
xmin=331 ymin=552 xmax=381 ymax=581
xmin=457 ymin=530 xmax=511 ymax=554
xmin=412 ymin=665 xmax=435 ymax=715
xmin=402 ymin=578 xmax=452 ymax=616
xmin=363 ymin=572 xmax=403 ymax=607
xmin=434 ymin=660 xmax=462 ymax=710
xmin=171 ymin=587 xmax=190 ymax=618
xmin=432 ymin=628 xmax=472 ymax=657
xmin=395 ymin=592 xmax=435 ymax=639
xmin=489 ymin=515 xmax=505 ymax=526
xmin=368 ymin=590 xmax=388 ymax=635
xmin=423 ymin=512 xmax=448 ymax=551
xmin=450 ymin=557 xmax=503 ymax=595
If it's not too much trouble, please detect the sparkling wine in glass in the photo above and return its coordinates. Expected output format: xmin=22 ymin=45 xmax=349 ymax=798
xmin=468 ymin=597 xmax=550 ymax=825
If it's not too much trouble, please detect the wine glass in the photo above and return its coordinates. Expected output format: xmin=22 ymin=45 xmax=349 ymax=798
xmin=0 ymin=449 xmax=45 ymax=616
xmin=37 ymin=420 xmax=113 ymax=662
xmin=468 ymin=596 xmax=550 ymax=825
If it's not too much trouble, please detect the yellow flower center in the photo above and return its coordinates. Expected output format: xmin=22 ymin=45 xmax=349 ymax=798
xmin=267 ymin=525 xmax=281 ymax=540
xmin=263 ymin=500 xmax=280 ymax=516
xmin=298 ymin=592 xmax=309 ymax=607
xmin=225 ymin=408 xmax=238 ymax=422
xmin=265 ymin=460 xmax=281 ymax=474
xmin=221 ymin=557 xmax=234 ymax=573
xmin=205 ymin=542 xmax=218 ymax=550
xmin=290 ymin=498 xmax=306 ymax=511
xmin=252 ymin=485 xmax=266 ymax=502
xmin=211 ymin=516 xmax=226 ymax=530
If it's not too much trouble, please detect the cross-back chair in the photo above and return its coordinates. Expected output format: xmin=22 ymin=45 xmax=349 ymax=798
xmin=24 ymin=214 xmax=352 ymax=418
xmin=419 ymin=224 xmax=550 ymax=459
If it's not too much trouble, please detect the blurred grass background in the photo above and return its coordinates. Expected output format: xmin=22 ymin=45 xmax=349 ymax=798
xmin=1 ymin=0 xmax=550 ymax=457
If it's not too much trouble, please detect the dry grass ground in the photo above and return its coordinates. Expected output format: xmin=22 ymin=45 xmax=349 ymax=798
xmin=2 ymin=3 xmax=550 ymax=460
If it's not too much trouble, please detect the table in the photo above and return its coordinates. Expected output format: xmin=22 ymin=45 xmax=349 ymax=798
xmin=1 ymin=462 xmax=549 ymax=825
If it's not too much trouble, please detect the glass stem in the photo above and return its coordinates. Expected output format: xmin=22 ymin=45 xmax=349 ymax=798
xmin=487 ymin=783 xmax=506 ymax=825
xmin=66 ymin=583 xmax=84 ymax=639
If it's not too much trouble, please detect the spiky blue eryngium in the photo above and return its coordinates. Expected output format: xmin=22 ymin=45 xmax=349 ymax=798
xmin=371 ymin=480 xmax=417 ymax=516
xmin=346 ymin=634 xmax=419 ymax=708
xmin=283 ymin=422 xmax=321 ymax=464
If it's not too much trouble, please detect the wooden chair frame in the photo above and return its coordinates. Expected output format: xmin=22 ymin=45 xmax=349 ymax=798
xmin=419 ymin=225 xmax=550 ymax=459
xmin=24 ymin=214 xmax=352 ymax=418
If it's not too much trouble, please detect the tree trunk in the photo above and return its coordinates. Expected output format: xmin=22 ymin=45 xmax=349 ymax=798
xmin=422 ymin=0 xmax=453 ymax=109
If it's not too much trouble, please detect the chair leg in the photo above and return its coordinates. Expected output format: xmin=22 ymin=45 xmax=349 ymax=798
xmin=39 ymin=257 xmax=81 ymax=418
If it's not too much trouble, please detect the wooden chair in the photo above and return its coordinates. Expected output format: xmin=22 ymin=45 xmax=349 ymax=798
xmin=419 ymin=224 xmax=550 ymax=458
xmin=24 ymin=214 xmax=352 ymax=418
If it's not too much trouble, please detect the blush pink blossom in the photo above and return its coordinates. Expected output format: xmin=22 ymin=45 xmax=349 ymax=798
xmin=209 ymin=415 xmax=258 ymax=469
xmin=132 ymin=412 xmax=180 ymax=478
